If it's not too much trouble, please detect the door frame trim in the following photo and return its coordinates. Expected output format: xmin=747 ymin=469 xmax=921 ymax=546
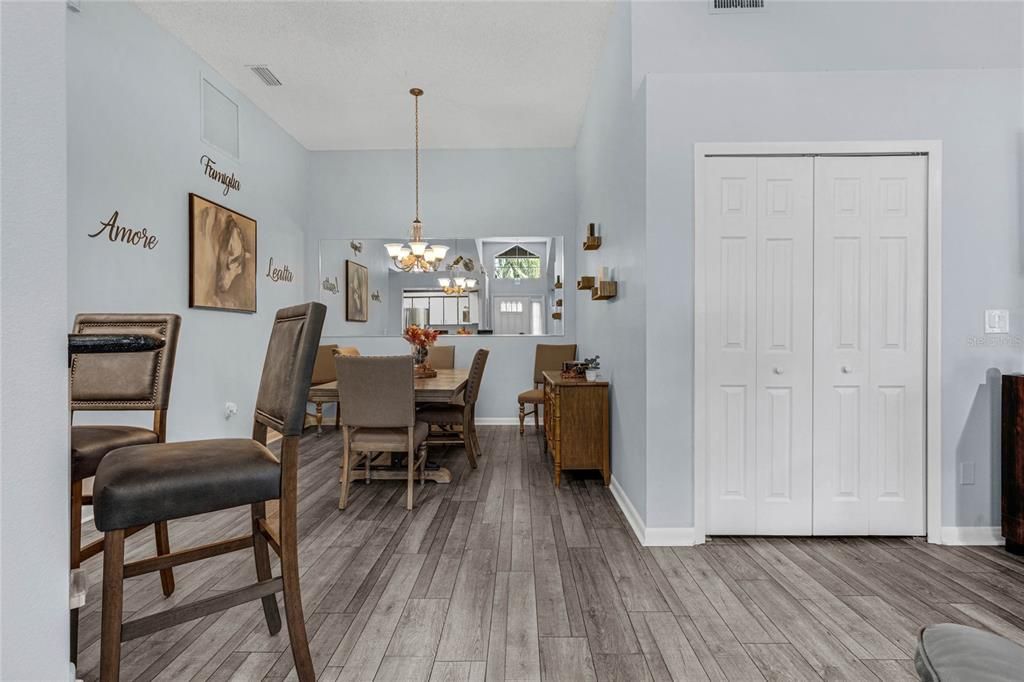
xmin=693 ymin=141 xmax=943 ymax=544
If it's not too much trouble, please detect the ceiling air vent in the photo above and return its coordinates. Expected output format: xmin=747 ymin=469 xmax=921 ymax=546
xmin=247 ymin=65 xmax=282 ymax=87
xmin=709 ymin=0 xmax=765 ymax=13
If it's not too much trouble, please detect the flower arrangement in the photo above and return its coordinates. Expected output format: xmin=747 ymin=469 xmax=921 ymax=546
xmin=403 ymin=324 xmax=440 ymax=349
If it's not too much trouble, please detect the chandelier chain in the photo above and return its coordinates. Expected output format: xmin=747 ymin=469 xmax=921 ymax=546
xmin=414 ymin=92 xmax=420 ymax=222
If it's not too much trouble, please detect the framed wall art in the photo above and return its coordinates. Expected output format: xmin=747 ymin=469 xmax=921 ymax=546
xmin=346 ymin=260 xmax=368 ymax=322
xmin=189 ymin=193 xmax=257 ymax=313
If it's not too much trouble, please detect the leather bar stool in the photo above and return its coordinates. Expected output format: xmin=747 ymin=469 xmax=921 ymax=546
xmin=418 ymin=348 xmax=490 ymax=468
xmin=518 ymin=343 xmax=576 ymax=435
xmin=92 ymin=302 xmax=325 ymax=681
xmin=69 ymin=313 xmax=181 ymax=663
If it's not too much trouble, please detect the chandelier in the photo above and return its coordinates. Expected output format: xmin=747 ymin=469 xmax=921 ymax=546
xmin=385 ymin=88 xmax=448 ymax=272
xmin=437 ymin=275 xmax=478 ymax=296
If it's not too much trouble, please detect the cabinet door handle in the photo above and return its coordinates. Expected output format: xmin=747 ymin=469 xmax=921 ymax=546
xmin=841 ymin=366 xmax=853 ymax=374
xmin=773 ymin=367 xmax=784 ymax=375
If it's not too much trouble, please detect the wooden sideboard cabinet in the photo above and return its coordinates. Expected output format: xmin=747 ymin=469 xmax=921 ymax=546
xmin=542 ymin=371 xmax=609 ymax=487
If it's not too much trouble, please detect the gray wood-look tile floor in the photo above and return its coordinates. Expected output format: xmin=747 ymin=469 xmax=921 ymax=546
xmin=77 ymin=425 xmax=1024 ymax=680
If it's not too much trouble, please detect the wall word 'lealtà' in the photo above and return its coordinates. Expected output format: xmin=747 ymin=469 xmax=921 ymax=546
xmin=200 ymin=154 xmax=241 ymax=196
xmin=266 ymin=257 xmax=293 ymax=283
xmin=87 ymin=211 xmax=158 ymax=250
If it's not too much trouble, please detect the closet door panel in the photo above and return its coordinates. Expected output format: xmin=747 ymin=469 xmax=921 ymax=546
xmin=813 ymin=156 xmax=926 ymax=535
xmin=754 ymin=157 xmax=814 ymax=534
xmin=705 ymin=157 xmax=758 ymax=534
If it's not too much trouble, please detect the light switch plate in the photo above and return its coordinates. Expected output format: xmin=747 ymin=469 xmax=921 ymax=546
xmin=985 ymin=309 xmax=1009 ymax=334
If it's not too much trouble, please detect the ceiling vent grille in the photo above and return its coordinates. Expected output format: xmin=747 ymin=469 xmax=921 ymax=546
xmin=247 ymin=65 xmax=282 ymax=87
xmin=709 ymin=0 xmax=765 ymax=13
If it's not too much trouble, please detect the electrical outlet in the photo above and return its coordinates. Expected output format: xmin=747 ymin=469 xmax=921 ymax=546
xmin=959 ymin=461 xmax=975 ymax=486
xmin=224 ymin=401 xmax=238 ymax=420
xmin=986 ymin=309 xmax=1009 ymax=334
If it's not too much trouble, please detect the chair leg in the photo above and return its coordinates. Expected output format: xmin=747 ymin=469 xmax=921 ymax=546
xmin=99 ymin=529 xmax=126 ymax=681
xmin=154 ymin=521 xmax=175 ymax=597
xmin=463 ymin=407 xmax=478 ymax=470
xmin=534 ymin=404 xmax=539 ymax=429
xmin=70 ymin=479 xmax=83 ymax=666
xmin=519 ymin=401 xmax=525 ymax=436
xmin=406 ymin=435 xmax=415 ymax=510
xmin=335 ymin=403 xmax=341 ymax=429
xmin=280 ymin=497 xmax=314 ymax=681
xmin=419 ymin=442 xmax=427 ymax=486
xmin=315 ymin=401 xmax=324 ymax=436
xmin=339 ymin=428 xmax=352 ymax=510
xmin=251 ymin=503 xmax=282 ymax=635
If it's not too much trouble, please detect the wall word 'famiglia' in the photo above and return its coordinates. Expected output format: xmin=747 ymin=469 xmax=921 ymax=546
xmin=322 ymin=276 xmax=339 ymax=294
xmin=87 ymin=211 xmax=158 ymax=250
xmin=200 ymin=154 xmax=241 ymax=196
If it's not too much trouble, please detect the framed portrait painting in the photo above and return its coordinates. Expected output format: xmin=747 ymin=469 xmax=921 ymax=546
xmin=188 ymin=193 xmax=257 ymax=313
xmin=346 ymin=260 xmax=368 ymax=322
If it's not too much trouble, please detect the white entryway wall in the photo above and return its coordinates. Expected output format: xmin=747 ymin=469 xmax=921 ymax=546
xmin=694 ymin=142 xmax=942 ymax=543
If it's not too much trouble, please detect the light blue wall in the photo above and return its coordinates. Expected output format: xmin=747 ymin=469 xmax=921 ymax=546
xmin=645 ymin=68 xmax=1023 ymax=529
xmin=575 ymin=2 xmax=648 ymax=517
xmin=304 ymin=149 xmax=577 ymax=420
xmin=1 ymin=2 xmax=71 ymax=676
xmin=68 ymin=2 xmax=310 ymax=440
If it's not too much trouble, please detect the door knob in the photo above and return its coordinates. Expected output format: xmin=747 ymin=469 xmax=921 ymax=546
xmin=841 ymin=366 xmax=853 ymax=374
xmin=773 ymin=367 xmax=784 ymax=375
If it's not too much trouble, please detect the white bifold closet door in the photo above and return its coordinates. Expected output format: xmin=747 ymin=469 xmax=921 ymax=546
xmin=812 ymin=156 xmax=927 ymax=535
xmin=705 ymin=156 xmax=814 ymax=534
xmin=705 ymin=154 xmax=926 ymax=536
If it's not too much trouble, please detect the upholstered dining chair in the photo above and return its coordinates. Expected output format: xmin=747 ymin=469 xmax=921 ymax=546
xmin=92 ymin=302 xmax=325 ymax=681
xmin=307 ymin=343 xmax=339 ymax=433
xmin=418 ymin=348 xmax=489 ymax=468
xmin=69 ymin=313 xmax=181 ymax=662
xmin=335 ymin=355 xmax=429 ymax=511
xmin=518 ymin=343 xmax=576 ymax=435
xmin=427 ymin=344 xmax=455 ymax=370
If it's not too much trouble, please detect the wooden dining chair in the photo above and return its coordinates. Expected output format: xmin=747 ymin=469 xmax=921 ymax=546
xmin=419 ymin=349 xmax=490 ymax=468
xmin=335 ymin=355 xmax=429 ymax=510
xmin=69 ymin=313 xmax=181 ymax=664
xmin=92 ymin=303 xmax=325 ymax=681
xmin=306 ymin=345 xmax=359 ymax=434
xmin=518 ymin=343 xmax=576 ymax=435
xmin=427 ymin=344 xmax=455 ymax=370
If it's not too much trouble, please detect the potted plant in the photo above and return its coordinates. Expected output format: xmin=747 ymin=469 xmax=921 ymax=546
xmin=583 ymin=355 xmax=601 ymax=381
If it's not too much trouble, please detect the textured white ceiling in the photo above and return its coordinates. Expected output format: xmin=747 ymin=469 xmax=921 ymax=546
xmin=137 ymin=1 xmax=613 ymax=151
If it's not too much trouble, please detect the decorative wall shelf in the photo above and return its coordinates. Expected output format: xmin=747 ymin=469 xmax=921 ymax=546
xmin=577 ymin=276 xmax=595 ymax=290
xmin=583 ymin=223 xmax=602 ymax=251
xmin=554 ymin=275 xmax=563 ymax=289
xmin=591 ymin=281 xmax=618 ymax=301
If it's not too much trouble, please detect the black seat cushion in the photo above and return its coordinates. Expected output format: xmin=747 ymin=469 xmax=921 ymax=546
xmin=71 ymin=425 xmax=158 ymax=482
xmin=916 ymin=623 xmax=1024 ymax=681
xmin=93 ymin=438 xmax=281 ymax=532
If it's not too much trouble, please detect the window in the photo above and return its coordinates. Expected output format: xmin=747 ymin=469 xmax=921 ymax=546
xmin=499 ymin=300 xmax=523 ymax=313
xmin=493 ymin=245 xmax=541 ymax=280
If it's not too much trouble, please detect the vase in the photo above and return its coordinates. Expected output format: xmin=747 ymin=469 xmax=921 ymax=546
xmin=411 ymin=344 xmax=428 ymax=368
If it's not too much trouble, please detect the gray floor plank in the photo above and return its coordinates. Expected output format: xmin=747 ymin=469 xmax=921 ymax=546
xmin=539 ymin=637 xmax=598 ymax=682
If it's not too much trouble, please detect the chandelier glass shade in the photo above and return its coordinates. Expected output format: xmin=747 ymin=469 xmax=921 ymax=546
xmin=385 ymin=88 xmax=448 ymax=273
xmin=437 ymin=275 xmax=478 ymax=295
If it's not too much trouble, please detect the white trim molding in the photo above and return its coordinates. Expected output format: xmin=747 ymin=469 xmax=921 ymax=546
xmin=693 ymin=140 xmax=943 ymax=545
xmin=940 ymin=527 xmax=1004 ymax=546
xmin=475 ymin=417 xmax=522 ymax=426
xmin=610 ymin=476 xmax=695 ymax=547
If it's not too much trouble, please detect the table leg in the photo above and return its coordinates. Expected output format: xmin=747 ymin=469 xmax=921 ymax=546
xmin=315 ymin=402 xmax=323 ymax=436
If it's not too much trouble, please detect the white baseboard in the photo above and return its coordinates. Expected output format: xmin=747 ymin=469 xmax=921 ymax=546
xmin=941 ymin=526 xmax=1004 ymax=546
xmin=609 ymin=476 xmax=695 ymax=547
xmin=475 ymin=417 xmax=521 ymax=426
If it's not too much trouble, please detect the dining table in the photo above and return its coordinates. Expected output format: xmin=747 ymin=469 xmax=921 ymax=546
xmin=308 ymin=367 xmax=469 ymax=484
